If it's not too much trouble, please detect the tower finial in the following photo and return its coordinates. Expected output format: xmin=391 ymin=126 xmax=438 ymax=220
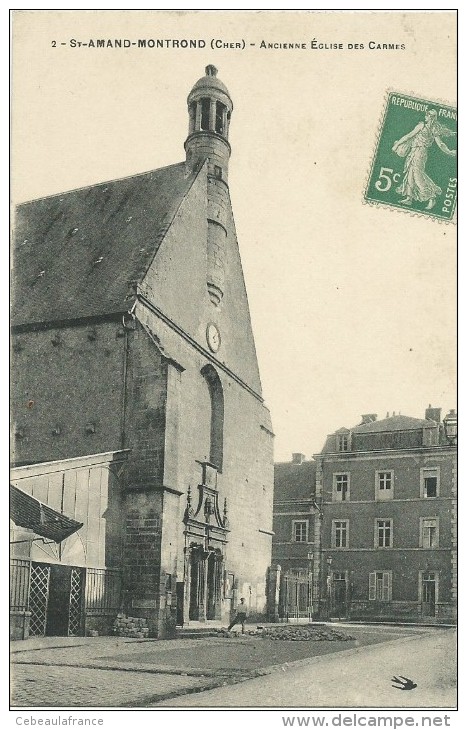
xmin=206 ymin=64 xmax=218 ymax=77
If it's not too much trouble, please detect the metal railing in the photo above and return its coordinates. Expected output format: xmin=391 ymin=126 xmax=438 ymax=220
xmin=85 ymin=567 xmax=122 ymax=615
xmin=10 ymin=558 xmax=31 ymax=612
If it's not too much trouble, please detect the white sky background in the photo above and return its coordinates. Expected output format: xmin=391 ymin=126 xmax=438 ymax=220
xmin=11 ymin=10 xmax=457 ymax=462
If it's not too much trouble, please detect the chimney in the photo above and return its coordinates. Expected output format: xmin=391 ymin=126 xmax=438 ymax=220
xmin=425 ymin=404 xmax=441 ymax=423
xmin=292 ymin=453 xmax=306 ymax=465
xmin=361 ymin=414 xmax=377 ymax=424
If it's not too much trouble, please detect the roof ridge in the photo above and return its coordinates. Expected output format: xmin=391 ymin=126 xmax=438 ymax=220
xmin=15 ymin=161 xmax=187 ymax=207
xmin=356 ymin=414 xmax=433 ymax=423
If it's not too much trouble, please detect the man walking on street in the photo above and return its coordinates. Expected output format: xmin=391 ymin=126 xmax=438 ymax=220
xmin=227 ymin=597 xmax=248 ymax=633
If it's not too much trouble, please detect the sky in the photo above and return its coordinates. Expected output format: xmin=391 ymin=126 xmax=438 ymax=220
xmin=11 ymin=10 xmax=457 ymax=461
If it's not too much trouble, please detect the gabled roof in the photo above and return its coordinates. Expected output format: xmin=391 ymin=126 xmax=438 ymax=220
xmin=351 ymin=415 xmax=435 ymax=433
xmin=12 ymin=162 xmax=198 ymax=328
xmin=274 ymin=460 xmax=316 ymax=501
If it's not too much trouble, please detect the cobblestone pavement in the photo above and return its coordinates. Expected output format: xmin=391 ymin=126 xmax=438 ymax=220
xmin=10 ymin=663 xmax=221 ymax=708
xmin=10 ymin=624 xmax=438 ymax=708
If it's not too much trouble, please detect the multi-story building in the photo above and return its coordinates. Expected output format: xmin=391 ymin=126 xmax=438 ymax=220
xmin=10 ymin=66 xmax=274 ymax=638
xmin=272 ymin=453 xmax=318 ymax=573
xmin=314 ymin=407 xmax=457 ymax=623
xmin=270 ymin=454 xmax=318 ymax=619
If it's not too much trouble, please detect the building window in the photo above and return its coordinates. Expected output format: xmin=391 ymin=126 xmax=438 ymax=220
xmin=420 ymin=517 xmax=439 ymax=548
xmin=421 ymin=467 xmax=440 ymax=498
xmin=214 ymin=165 xmax=222 ymax=179
xmin=375 ymin=519 xmax=393 ymax=548
xmin=337 ymin=433 xmax=350 ymax=452
xmin=419 ymin=571 xmax=438 ymax=616
xmin=332 ymin=572 xmax=346 ymax=582
xmin=369 ymin=571 xmax=392 ymax=601
xmin=201 ymin=364 xmax=224 ymax=471
xmin=292 ymin=520 xmax=308 ymax=543
xmin=332 ymin=520 xmax=349 ymax=548
xmin=332 ymin=473 xmax=350 ymax=501
xmin=375 ymin=470 xmax=394 ymax=500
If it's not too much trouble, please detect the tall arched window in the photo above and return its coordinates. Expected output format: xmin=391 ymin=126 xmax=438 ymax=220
xmin=201 ymin=364 xmax=224 ymax=471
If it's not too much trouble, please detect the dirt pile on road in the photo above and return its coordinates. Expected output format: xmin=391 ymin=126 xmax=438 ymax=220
xmin=215 ymin=626 xmax=355 ymax=641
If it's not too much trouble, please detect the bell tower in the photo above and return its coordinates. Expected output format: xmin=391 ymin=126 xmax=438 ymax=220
xmin=185 ymin=66 xmax=233 ymax=306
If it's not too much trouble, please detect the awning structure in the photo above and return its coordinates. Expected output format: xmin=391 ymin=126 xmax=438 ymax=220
xmin=10 ymin=484 xmax=83 ymax=543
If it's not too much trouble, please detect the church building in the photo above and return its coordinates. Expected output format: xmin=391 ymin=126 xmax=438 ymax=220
xmin=11 ymin=66 xmax=274 ymax=638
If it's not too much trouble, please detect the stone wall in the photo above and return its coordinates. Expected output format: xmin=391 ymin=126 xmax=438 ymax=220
xmin=11 ymin=320 xmax=126 ymax=466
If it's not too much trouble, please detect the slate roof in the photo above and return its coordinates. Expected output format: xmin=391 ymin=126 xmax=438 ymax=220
xmin=274 ymin=460 xmax=316 ymax=501
xmin=319 ymin=413 xmax=442 ymax=454
xmin=12 ymin=162 xmax=198 ymax=328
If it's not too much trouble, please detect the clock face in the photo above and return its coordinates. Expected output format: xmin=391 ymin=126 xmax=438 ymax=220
xmin=206 ymin=323 xmax=221 ymax=353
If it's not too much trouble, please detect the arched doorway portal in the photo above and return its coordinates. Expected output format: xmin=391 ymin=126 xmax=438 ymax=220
xmin=183 ymin=462 xmax=229 ymax=623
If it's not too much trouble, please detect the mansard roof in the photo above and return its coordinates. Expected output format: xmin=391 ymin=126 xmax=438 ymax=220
xmin=319 ymin=413 xmax=444 ymax=454
xmin=12 ymin=162 xmax=198 ymax=328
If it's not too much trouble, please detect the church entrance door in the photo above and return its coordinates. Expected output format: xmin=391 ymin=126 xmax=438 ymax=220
xmin=187 ymin=545 xmax=223 ymax=621
xmin=188 ymin=546 xmax=203 ymax=621
xmin=206 ymin=550 xmax=223 ymax=620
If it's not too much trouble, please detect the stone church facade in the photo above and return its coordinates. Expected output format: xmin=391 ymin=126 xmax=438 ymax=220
xmin=11 ymin=66 xmax=274 ymax=637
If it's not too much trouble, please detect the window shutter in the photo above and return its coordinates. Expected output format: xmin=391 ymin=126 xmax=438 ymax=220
xmin=383 ymin=571 xmax=392 ymax=601
xmin=369 ymin=572 xmax=376 ymax=600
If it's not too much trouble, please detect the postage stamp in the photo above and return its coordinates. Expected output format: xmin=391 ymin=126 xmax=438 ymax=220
xmin=365 ymin=92 xmax=457 ymax=221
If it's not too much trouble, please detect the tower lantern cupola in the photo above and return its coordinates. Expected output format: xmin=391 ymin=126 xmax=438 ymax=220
xmin=185 ymin=65 xmax=233 ymax=184
xmin=185 ymin=66 xmax=233 ymax=307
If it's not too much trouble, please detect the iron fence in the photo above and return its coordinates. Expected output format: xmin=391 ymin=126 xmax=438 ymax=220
xmin=10 ymin=558 xmax=31 ymax=612
xmin=85 ymin=567 xmax=122 ymax=615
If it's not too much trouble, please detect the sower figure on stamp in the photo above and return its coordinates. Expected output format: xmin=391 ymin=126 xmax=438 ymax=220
xmin=227 ymin=597 xmax=248 ymax=633
xmin=392 ymin=109 xmax=456 ymax=210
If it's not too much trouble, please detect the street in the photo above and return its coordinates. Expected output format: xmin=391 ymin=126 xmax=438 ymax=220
xmin=10 ymin=624 xmax=456 ymax=709
xmin=156 ymin=627 xmax=456 ymax=708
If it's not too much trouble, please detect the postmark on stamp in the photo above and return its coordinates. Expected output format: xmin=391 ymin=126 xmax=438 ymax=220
xmin=365 ymin=92 xmax=457 ymax=221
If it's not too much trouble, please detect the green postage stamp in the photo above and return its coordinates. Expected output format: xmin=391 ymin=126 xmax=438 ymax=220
xmin=365 ymin=92 xmax=457 ymax=221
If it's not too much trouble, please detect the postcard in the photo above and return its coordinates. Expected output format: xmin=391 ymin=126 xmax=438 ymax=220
xmin=9 ymin=9 xmax=457 ymax=721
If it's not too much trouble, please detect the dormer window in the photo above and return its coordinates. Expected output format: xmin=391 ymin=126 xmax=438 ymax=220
xmin=337 ymin=433 xmax=350 ymax=452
